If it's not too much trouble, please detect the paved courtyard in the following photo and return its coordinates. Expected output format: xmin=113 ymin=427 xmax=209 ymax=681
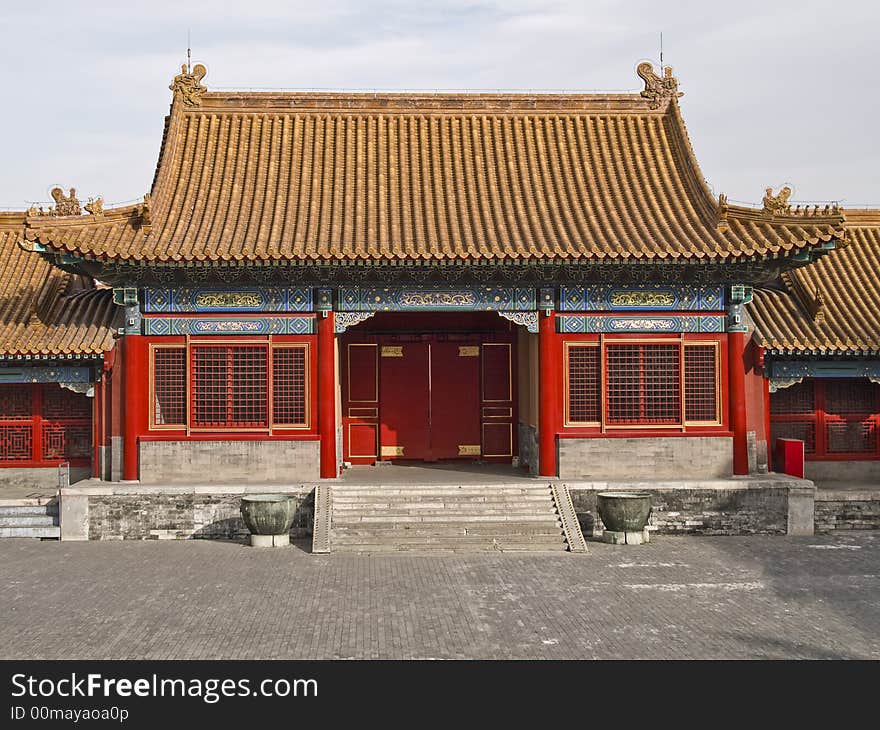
xmin=1 ymin=533 xmax=878 ymax=659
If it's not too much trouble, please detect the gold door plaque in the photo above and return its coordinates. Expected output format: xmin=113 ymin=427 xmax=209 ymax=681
xmin=381 ymin=346 xmax=403 ymax=358
xmin=458 ymin=346 xmax=479 ymax=357
xmin=458 ymin=444 xmax=481 ymax=456
xmin=381 ymin=445 xmax=405 ymax=456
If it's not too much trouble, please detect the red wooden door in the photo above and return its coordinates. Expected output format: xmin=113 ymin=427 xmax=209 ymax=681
xmin=429 ymin=342 xmax=481 ymax=460
xmin=379 ymin=342 xmax=430 ymax=460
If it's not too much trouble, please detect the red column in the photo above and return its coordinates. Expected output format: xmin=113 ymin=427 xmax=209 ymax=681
xmin=122 ymin=337 xmax=145 ymax=481
xmin=728 ymin=331 xmax=749 ymax=475
xmin=92 ymin=375 xmax=103 ymax=478
xmin=538 ymin=310 xmax=558 ymax=477
xmin=317 ymin=311 xmax=337 ymax=479
xmin=761 ymin=347 xmax=772 ymax=472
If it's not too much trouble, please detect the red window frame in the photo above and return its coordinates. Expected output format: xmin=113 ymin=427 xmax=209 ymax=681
xmin=149 ymin=339 xmax=311 ymax=433
xmin=563 ymin=335 xmax=724 ymax=433
xmin=0 ymin=383 xmax=92 ymax=467
xmin=770 ymin=378 xmax=880 ymax=460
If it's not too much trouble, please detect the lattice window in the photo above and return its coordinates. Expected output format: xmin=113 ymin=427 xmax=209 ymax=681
xmin=0 ymin=385 xmax=32 ymax=420
xmin=824 ymin=380 xmax=876 ymax=415
xmin=605 ymin=343 xmax=680 ymax=426
xmin=771 ymin=421 xmax=816 ymax=454
xmin=42 ymin=385 xmax=90 ymax=420
xmin=770 ymin=381 xmax=814 ymax=415
xmin=566 ymin=345 xmax=600 ymax=423
xmin=770 ymin=378 xmax=880 ymax=458
xmin=826 ymin=420 xmax=876 ymax=453
xmin=192 ymin=345 xmax=268 ymax=429
xmin=684 ymin=344 xmax=718 ymax=423
xmin=153 ymin=347 xmax=186 ymax=426
xmin=0 ymin=425 xmax=32 ymax=461
xmin=273 ymin=346 xmax=308 ymax=426
xmin=42 ymin=423 xmax=91 ymax=460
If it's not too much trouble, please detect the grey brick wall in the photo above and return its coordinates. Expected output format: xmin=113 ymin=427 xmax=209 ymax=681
xmin=138 ymin=440 xmax=320 ymax=483
xmin=87 ymin=488 xmax=314 ymax=540
xmin=0 ymin=467 xmax=91 ymax=490
xmin=559 ymin=436 xmax=733 ymax=480
xmin=806 ymin=460 xmax=880 ymax=484
xmin=814 ymin=487 xmax=880 ymax=532
xmin=569 ymin=485 xmax=790 ymax=536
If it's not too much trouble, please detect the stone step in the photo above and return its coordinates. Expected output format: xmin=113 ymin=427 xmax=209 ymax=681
xmin=333 ymin=522 xmax=565 ymax=537
xmin=0 ymin=504 xmax=58 ymax=517
xmin=332 ymin=505 xmax=559 ymax=516
xmin=331 ymin=539 xmax=568 ymax=552
xmin=0 ymin=526 xmax=61 ymax=539
xmin=0 ymin=515 xmax=58 ymax=528
xmin=332 ymin=494 xmax=553 ymax=504
xmin=332 ymin=488 xmax=553 ymax=497
xmin=334 ymin=513 xmax=561 ymax=524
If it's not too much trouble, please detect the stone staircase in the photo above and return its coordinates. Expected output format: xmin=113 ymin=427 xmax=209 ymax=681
xmin=327 ymin=484 xmax=586 ymax=553
xmin=0 ymin=502 xmax=60 ymax=539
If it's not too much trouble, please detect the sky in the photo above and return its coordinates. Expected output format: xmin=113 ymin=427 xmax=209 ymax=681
xmin=1 ymin=0 xmax=878 ymax=209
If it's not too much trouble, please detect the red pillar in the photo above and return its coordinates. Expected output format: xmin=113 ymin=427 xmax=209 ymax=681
xmin=317 ymin=311 xmax=337 ymax=479
xmin=761 ymin=347 xmax=772 ymax=472
xmin=122 ymin=337 xmax=144 ymax=481
xmin=92 ymin=375 xmax=103 ymax=478
xmin=728 ymin=331 xmax=749 ymax=475
xmin=538 ymin=310 xmax=558 ymax=477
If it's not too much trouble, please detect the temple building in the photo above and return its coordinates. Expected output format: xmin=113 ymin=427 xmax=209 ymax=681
xmin=0 ymin=60 xmax=875 ymax=544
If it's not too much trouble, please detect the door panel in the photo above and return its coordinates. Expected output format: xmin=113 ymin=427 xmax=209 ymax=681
xmin=379 ymin=343 xmax=430 ymax=460
xmin=430 ymin=342 xmax=481 ymax=460
xmin=481 ymin=342 xmax=515 ymax=461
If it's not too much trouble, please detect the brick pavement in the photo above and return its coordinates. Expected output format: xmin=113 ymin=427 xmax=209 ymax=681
xmin=0 ymin=533 xmax=878 ymax=659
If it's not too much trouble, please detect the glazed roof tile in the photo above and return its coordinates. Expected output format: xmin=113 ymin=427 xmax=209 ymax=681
xmin=23 ymin=65 xmax=843 ymax=263
xmin=750 ymin=210 xmax=880 ymax=354
xmin=0 ymin=213 xmax=119 ymax=356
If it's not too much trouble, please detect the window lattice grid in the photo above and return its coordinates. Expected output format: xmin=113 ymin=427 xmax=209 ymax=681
xmin=0 ymin=425 xmax=32 ymax=461
xmin=824 ymin=380 xmax=877 ymax=416
xmin=826 ymin=419 xmax=877 ymax=454
xmin=605 ymin=343 xmax=681 ymax=425
xmin=684 ymin=345 xmax=718 ymax=422
xmin=272 ymin=347 xmax=308 ymax=426
xmin=0 ymin=385 xmax=32 ymax=420
xmin=191 ymin=345 xmax=268 ymax=429
xmin=153 ymin=348 xmax=187 ymax=426
xmin=770 ymin=421 xmax=816 ymax=454
xmin=770 ymin=381 xmax=815 ymax=415
xmin=567 ymin=345 xmax=601 ymax=423
xmin=41 ymin=385 xmax=91 ymax=420
xmin=42 ymin=423 xmax=91 ymax=460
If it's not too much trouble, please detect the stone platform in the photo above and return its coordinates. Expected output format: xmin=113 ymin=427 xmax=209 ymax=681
xmin=59 ymin=468 xmax=820 ymax=542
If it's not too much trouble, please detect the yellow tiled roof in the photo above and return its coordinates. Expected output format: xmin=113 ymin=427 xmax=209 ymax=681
xmin=0 ymin=213 xmax=119 ymax=356
xmin=750 ymin=210 xmax=880 ymax=353
xmin=23 ymin=66 xmax=843 ymax=263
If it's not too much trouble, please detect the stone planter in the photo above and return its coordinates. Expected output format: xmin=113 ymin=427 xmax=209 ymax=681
xmin=240 ymin=495 xmax=297 ymax=547
xmin=597 ymin=491 xmax=653 ymax=545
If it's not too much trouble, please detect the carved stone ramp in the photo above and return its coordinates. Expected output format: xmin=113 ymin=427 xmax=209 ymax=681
xmin=328 ymin=483 xmax=571 ymax=553
xmin=311 ymin=484 xmax=332 ymax=554
xmin=549 ymin=483 xmax=588 ymax=553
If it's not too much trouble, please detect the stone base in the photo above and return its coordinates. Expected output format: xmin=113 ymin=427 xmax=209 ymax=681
xmin=603 ymin=528 xmax=650 ymax=545
xmin=250 ymin=533 xmax=290 ymax=548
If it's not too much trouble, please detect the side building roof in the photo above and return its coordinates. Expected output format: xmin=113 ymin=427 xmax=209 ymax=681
xmin=749 ymin=209 xmax=880 ymax=354
xmin=22 ymin=62 xmax=842 ymax=264
xmin=0 ymin=212 xmax=119 ymax=357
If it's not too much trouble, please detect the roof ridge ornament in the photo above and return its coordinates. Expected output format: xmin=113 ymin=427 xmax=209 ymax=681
xmin=763 ymin=186 xmax=792 ymax=215
xmin=27 ymin=186 xmax=82 ymax=217
xmin=637 ymin=62 xmax=682 ymax=109
xmin=169 ymin=62 xmax=207 ymax=107
xmin=85 ymin=197 xmax=104 ymax=218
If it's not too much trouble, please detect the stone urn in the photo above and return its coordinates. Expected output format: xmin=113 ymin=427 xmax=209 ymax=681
xmin=240 ymin=495 xmax=296 ymax=547
xmin=597 ymin=492 xmax=653 ymax=545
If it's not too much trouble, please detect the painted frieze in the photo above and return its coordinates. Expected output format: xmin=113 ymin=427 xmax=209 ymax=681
xmin=559 ymin=285 xmax=724 ymax=312
xmin=143 ymin=317 xmax=315 ymax=336
xmin=142 ymin=287 xmax=313 ymax=313
xmin=337 ymin=287 xmax=536 ymax=312
xmin=557 ymin=315 xmax=726 ymax=334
